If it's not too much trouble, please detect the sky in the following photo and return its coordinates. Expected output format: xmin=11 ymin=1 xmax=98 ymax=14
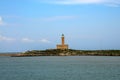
xmin=0 ymin=0 xmax=120 ymax=52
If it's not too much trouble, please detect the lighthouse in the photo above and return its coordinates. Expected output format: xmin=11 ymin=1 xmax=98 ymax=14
xmin=62 ymin=34 xmax=65 ymax=45
xmin=56 ymin=34 xmax=68 ymax=50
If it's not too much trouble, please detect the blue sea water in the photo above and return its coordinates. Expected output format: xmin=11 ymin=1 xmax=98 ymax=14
xmin=0 ymin=56 xmax=120 ymax=80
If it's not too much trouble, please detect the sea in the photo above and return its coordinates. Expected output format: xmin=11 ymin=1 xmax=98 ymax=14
xmin=0 ymin=56 xmax=120 ymax=80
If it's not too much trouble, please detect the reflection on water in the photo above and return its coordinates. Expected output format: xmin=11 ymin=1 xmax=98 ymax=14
xmin=0 ymin=56 xmax=120 ymax=80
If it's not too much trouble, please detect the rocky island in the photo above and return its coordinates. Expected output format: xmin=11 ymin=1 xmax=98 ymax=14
xmin=11 ymin=49 xmax=120 ymax=57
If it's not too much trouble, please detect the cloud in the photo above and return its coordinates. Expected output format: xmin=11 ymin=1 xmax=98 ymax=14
xmin=0 ymin=16 xmax=22 ymax=27
xmin=3 ymin=15 xmax=21 ymax=19
xmin=0 ymin=35 xmax=51 ymax=44
xmin=52 ymin=0 xmax=103 ymax=4
xmin=21 ymin=38 xmax=34 ymax=43
xmin=21 ymin=38 xmax=51 ymax=43
xmin=0 ymin=17 xmax=2 ymax=23
xmin=39 ymin=39 xmax=50 ymax=43
xmin=42 ymin=16 xmax=77 ymax=21
xmin=0 ymin=16 xmax=4 ymax=26
xmin=0 ymin=35 xmax=15 ymax=42
xmin=46 ymin=0 xmax=120 ymax=7
xmin=105 ymin=3 xmax=119 ymax=7
xmin=28 ymin=15 xmax=77 ymax=23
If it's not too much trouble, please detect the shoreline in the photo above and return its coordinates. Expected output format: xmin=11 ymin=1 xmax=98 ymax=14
xmin=11 ymin=54 xmax=120 ymax=57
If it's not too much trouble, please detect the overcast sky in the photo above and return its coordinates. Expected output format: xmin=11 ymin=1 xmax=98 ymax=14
xmin=0 ymin=0 xmax=120 ymax=52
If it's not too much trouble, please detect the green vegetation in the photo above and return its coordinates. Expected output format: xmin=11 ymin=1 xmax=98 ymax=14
xmin=11 ymin=49 xmax=120 ymax=57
